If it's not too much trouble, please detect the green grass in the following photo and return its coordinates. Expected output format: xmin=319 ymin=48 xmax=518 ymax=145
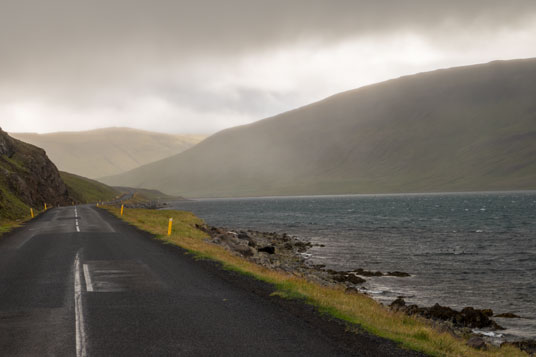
xmin=60 ymin=171 xmax=119 ymax=203
xmin=103 ymin=206 xmax=527 ymax=357
xmin=0 ymin=220 xmax=19 ymax=235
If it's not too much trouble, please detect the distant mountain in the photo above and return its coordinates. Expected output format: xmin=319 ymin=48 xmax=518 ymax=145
xmin=102 ymin=59 xmax=536 ymax=197
xmin=11 ymin=128 xmax=206 ymax=179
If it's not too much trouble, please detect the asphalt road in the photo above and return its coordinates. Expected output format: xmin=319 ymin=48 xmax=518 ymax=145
xmin=0 ymin=205 xmax=425 ymax=356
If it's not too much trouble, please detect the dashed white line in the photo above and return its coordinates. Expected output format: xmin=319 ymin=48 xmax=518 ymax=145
xmin=74 ymin=207 xmax=80 ymax=233
xmin=74 ymin=252 xmax=88 ymax=357
xmin=83 ymin=264 xmax=94 ymax=292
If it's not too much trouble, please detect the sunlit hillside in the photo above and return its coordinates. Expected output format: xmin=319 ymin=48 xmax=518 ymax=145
xmin=103 ymin=59 xmax=536 ymax=197
xmin=12 ymin=128 xmax=206 ymax=179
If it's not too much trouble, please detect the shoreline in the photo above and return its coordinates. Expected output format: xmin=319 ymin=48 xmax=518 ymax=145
xmin=103 ymin=204 xmax=532 ymax=356
xmin=197 ymin=223 xmax=536 ymax=354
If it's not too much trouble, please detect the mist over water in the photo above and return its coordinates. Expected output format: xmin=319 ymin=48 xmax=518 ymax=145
xmin=169 ymin=192 xmax=536 ymax=340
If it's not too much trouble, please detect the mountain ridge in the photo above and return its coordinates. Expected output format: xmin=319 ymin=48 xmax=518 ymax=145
xmin=11 ymin=128 xmax=206 ymax=179
xmin=101 ymin=58 xmax=536 ymax=197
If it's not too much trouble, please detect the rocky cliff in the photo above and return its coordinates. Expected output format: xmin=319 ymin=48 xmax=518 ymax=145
xmin=0 ymin=128 xmax=71 ymax=219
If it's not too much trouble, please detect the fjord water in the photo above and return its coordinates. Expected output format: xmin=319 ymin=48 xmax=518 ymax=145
xmin=169 ymin=192 xmax=536 ymax=340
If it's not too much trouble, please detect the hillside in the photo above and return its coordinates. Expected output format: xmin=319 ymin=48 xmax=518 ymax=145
xmin=114 ymin=186 xmax=183 ymax=201
xmin=102 ymin=58 xmax=536 ymax=198
xmin=0 ymin=128 xmax=71 ymax=221
xmin=60 ymin=172 xmax=119 ymax=204
xmin=11 ymin=128 xmax=206 ymax=179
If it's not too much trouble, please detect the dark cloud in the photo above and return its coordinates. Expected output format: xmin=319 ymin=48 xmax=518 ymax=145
xmin=1 ymin=0 xmax=536 ymax=133
xmin=2 ymin=0 xmax=535 ymax=78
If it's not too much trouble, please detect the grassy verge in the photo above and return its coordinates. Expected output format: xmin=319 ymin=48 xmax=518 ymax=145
xmin=103 ymin=206 xmax=526 ymax=357
xmin=0 ymin=211 xmax=42 ymax=239
xmin=0 ymin=220 xmax=19 ymax=236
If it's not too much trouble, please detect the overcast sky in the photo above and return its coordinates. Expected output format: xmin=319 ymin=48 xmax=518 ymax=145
xmin=1 ymin=0 xmax=536 ymax=134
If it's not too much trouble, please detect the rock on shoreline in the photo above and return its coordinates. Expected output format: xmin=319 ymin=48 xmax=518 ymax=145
xmin=197 ymin=223 xmax=535 ymax=354
xmin=390 ymin=297 xmax=502 ymax=330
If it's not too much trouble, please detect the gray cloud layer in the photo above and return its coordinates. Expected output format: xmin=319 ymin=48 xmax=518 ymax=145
xmin=1 ymin=1 xmax=536 ymax=133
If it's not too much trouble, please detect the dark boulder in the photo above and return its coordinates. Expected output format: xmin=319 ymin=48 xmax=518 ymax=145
xmin=390 ymin=297 xmax=406 ymax=311
xmin=258 ymin=246 xmax=275 ymax=254
xmin=495 ymin=312 xmax=522 ymax=318
xmin=460 ymin=307 xmax=500 ymax=329
xmin=386 ymin=271 xmax=411 ymax=277
xmin=311 ymin=264 xmax=326 ymax=270
xmin=294 ymin=241 xmax=312 ymax=252
xmin=237 ymin=231 xmax=250 ymax=240
xmin=406 ymin=304 xmax=503 ymax=330
xmin=347 ymin=274 xmax=366 ymax=284
xmin=354 ymin=268 xmax=383 ymax=277
xmin=332 ymin=273 xmax=366 ymax=285
xmin=426 ymin=304 xmax=459 ymax=322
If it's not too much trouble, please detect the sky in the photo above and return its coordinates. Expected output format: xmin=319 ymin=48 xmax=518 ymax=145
xmin=1 ymin=0 xmax=536 ymax=135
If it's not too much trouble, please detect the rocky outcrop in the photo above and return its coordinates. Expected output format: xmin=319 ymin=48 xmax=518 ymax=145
xmin=197 ymin=225 xmax=315 ymax=273
xmin=0 ymin=130 xmax=16 ymax=157
xmin=389 ymin=298 xmax=504 ymax=330
xmin=197 ymin=224 xmax=412 ymax=289
xmin=0 ymin=128 xmax=71 ymax=217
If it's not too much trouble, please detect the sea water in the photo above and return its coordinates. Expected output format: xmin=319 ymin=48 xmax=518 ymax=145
xmin=169 ymin=191 xmax=536 ymax=340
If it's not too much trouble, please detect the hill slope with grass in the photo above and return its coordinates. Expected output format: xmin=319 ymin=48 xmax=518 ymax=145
xmin=0 ymin=128 xmax=71 ymax=222
xmin=11 ymin=128 xmax=206 ymax=179
xmin=60 ymin=172 xmax=119 ymax=204
xmin=103 ymin=58 xmax=536 ymax=197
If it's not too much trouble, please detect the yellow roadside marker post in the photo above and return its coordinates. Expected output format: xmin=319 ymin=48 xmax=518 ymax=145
xmin=44 ymin=203 xmax=47 ymax=211
xmin=120 ymin=204 xmax=124 ymax=216
xmin=30 ymin=208 xmax=34 ymax=218
xmin=168 ymin=218 xmax=173 ymax=236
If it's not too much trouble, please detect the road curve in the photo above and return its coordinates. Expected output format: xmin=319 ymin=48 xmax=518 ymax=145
xmin=0 ymin=205 xmax=425 ymax=356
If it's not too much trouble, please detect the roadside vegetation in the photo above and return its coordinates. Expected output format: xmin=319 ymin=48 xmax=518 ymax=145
xmin=104 ymin=206 xmax=525 ymax=356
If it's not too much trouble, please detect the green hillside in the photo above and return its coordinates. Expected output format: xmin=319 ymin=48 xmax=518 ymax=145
xmin=102 ymin=58 xmax=536 ymax=198
xmin=114 ymin=186 xmax=182 ymax=201
xmin=11 ymin=128 xmax=206 ymax=179
xmin=0 ymin=128 xmax=71 ymax=231
xmin=60 ymin=172 xmax=119 ymax=204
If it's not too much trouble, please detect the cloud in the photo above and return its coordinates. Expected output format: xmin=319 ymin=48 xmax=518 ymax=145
xmin=1 ymin=0 xmax=536 ymax=133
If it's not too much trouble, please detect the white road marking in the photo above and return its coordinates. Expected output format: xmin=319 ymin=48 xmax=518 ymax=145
xmin=74 ymin=207 xmax=80 ymax=233
xmin=74 ymin=252 xmax=88 ymax=357
xmin=83 ymin=264 xmax=94 ymax=292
